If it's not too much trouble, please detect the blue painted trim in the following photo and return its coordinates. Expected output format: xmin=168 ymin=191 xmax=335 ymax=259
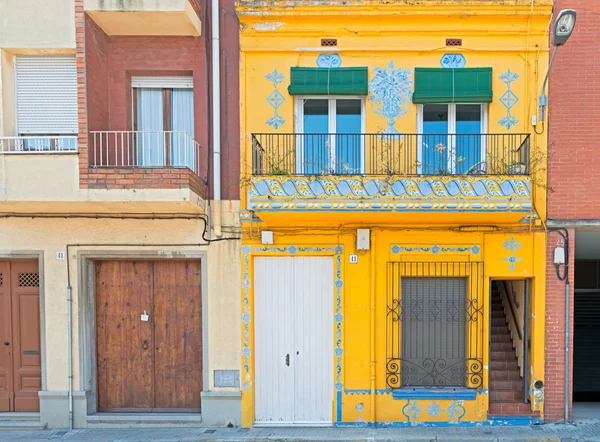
xmin=392 ymin=389 xmax=478 ymax=400
xmin=335 ymin=417 xmax=544 ymax=428
xmin=336 ymin=390 xmax=342 ymax=422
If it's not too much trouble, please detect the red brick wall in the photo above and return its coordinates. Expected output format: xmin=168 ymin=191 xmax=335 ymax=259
xmin=548 ymin=1 xmax=600 ymax=220
xmin=78 ymin=0 xmax=240 ymax=200
xmin=545 ymin=229 xmax=575 ymax=422
xmin=545 ymin=1 xmax=599 ymax=422
xmin=85 ymin=15 xmax=109 ymax=132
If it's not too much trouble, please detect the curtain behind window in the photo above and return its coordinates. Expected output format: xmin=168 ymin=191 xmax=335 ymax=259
xmin=136 ymin=88 xmax=164 ymax=167
xmin=171 ymin=89 xmax=195 ymax=170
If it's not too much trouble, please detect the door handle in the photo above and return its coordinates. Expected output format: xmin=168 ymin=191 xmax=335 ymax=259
xmin=285 ymin=354 xmax=290 ymax=366
xmin=142 ymin=340 xmax=149 ymax=350
xmin=3 ymin=342 xmax=8 ymax=346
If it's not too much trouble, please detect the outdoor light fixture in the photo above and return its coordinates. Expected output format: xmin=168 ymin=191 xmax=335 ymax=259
xmin=538 ymin=9 xmax=577 ymax=126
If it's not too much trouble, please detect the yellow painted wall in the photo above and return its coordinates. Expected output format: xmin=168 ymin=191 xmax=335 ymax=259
xmin=239 ymin=0 xmax=552 ymax=220
xmin=240 ymin=229 xmax=546 ymax=426
xmin=238 ymin=0 xmax=552 ymax=427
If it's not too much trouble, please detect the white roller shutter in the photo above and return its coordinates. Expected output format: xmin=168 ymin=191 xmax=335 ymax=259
xmin=15 ymin=55 xmax=78 ymax=134
xmin=131 ymin=76 xmax=193 ymax=89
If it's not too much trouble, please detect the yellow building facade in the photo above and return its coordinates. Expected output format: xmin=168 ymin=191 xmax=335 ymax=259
xmin=237 ymin=0 xmax=552 ymax=427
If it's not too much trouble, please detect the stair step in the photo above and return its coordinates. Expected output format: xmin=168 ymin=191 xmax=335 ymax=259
xmin=0 ymin=412 xmax=40 ymax=421
xmin=491 ymin=312 xmax=506 ymax=318
xmin=491 ymin=326 xmax=509 ymax=334
xmin=488 ymin=402 xmax=539 ymax=416
xmin=490 ymin=379 xmax=523 ymax=390
xmin=491 ymin=342 xmax=514 ymax=352
xmin=491 ymin=319 xmax=508 ymax=327
xmin=490 ymin=350 xmax=517 ymax=361
xmin=490 ymin=390 xmax=524 ymax=402
xmin=491 ymin=360 xmax=519 ymax=370
xmin=490 ymin=370 xmax=521 ymax=381
xmin=491 ymin=334 xmax=512 ymax=343
xmin=86 ymin=413 xmax=203 ymax=428
xmin=0 ymin=420 xmax=47 ymax=429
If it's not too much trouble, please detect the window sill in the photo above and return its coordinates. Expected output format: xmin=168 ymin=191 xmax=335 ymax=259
xmin=392 ymin=389 xmax=478 ymax=401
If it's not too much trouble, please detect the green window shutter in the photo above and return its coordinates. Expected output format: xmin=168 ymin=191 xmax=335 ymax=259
xmin=413 ymin=68 xmax=493 ymax=103
xmin=288 ymin=67 xmax=369 ymax=96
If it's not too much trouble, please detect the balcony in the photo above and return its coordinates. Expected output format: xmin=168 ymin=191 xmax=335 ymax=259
xmin=88 ymin=130 xmax=205 ymax=197
xmin=84 ymin=0 xmax=201 ymax=36
xmin=0 ymin=135 xmax=77 ymax=153
xmin=247 ymin=133 xmax=533 ymax=225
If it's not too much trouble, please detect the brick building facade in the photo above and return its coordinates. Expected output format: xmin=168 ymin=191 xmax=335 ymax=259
xmin=546 ymin=0 xmax=600 ymax=422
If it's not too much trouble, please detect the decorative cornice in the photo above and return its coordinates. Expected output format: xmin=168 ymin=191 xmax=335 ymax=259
xmin=236 ymin=0 xmax=552 ymax=17
xmin=249 ymin=175 xmax=532 ymax=213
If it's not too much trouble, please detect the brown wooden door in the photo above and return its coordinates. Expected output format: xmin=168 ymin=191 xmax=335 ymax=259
xmin=95 ymin=260 xmax=202 ymax=412
xmin=153 ymin=261 xmax=202 ymax=411
xmin=0 ymin=260 xmax=41 ymax=412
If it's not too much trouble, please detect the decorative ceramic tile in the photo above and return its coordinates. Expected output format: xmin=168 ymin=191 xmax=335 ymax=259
xmin=317 ymin=53 xmax=342 ymax=68
xmin=249 ymin=176 xmax=532 ymax=213
xmin=502 ymin=236 xmax=523 ymax=271
xmin=369 ymin=61 xmax=413 ymax=134
xmin=498 ymin=70 xmax=519 ymax=130
xmin=265 ymin=69 xmax=286 ymax=129
xmin=440 ymin=53 xmax=466 ymax=68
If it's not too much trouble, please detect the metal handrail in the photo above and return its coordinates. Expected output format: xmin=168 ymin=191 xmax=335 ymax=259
xmin=251 ymin=133 xmax=531 ymax=177
xmin=89 ymin=130 xmax=202 ymax=177
xmin=0 ymin=135 xmax=78 ymax=153
xmin=501 ymin=280 xmax=523 ymax=341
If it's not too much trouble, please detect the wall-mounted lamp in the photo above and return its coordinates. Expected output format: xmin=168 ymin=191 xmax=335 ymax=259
xmin=538 ymin=10 xmax=577 ymax=126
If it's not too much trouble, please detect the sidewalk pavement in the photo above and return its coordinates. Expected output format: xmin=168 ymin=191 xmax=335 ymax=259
xmin=2 ymin=421 xmax=600 ymax=442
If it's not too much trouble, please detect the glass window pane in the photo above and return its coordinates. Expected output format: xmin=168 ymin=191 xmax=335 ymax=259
xmin=136 ymin=88 xmax=164 ymax=167
xmin=171 ymin=89 xmax=195 ymax=170
xmin=455 ymin=104 xmax=482 ymax=174
xmin=422 ymin=104 xmax=449 ymax=174
xmin=336 ymin=99 xmax=361 ymax=174
xmin=302 ymin=99 xmax=329 ymax=174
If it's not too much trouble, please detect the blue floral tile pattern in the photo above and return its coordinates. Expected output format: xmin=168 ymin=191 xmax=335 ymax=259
xmin=316 ymin=54 xmax=342 ymax=68
xmin=391 ymin=245 xmax=481 ymax=255
xmin=440 ymin=54 xmax=466 ymax=68
xmin=498 ymin=69 xmax=519 ymax=130
xmin=265 ymin=69 xmax=286 ymax=129
xmin=369 ymin=61 xmax=413 ymax=135
xmin=502 ymin=237 xmax=523 ymax=271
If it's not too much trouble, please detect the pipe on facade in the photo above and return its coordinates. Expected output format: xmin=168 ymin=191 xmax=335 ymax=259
xmin=211 ymin=0 xmax=222 ymax=237
xmin=370 ymin=233 xmax=376 ymax=424
xmin=550 ymin=228 xmax=570 ymax=423
xmin=67 ymin=285 xmax=73 ymax=430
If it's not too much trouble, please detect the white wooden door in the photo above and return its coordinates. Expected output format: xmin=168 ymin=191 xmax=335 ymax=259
xmin=254 ymin=256 xmax=333 ymax=426
xmin=254 ymin=257 xmax=296 ymax=423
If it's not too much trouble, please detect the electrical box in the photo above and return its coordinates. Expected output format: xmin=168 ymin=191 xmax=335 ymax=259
xmin=554 ymin=246 xmax=565 ymax=264
xmin=261 ymin=231 xmax=274 ymax=245
xmin=357 ymin=229 xmax=370 ymax=250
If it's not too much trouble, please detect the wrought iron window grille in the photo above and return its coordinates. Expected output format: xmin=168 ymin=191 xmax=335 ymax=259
xmin=386 ymin=261 xmax=485 ymax=389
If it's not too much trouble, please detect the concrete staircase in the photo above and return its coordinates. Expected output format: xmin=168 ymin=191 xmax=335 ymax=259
xmin=86 ymin=413 xmax=203 ymax=428
xmin=0 ymin=412 xmax=47 ymax=429
xmin=488 ymin=285 xmax=539 ymax=418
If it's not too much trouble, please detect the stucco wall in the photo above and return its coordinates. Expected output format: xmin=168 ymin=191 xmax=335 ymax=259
xmin=0 ymin=205 xmax=241 ymax=393
xmin=0 ymin=0 xmax=75 ymax=49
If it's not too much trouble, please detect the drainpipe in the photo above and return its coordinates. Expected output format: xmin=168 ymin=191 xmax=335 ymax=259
xmin=370 ymin=233 xmax=376 ymax=425
xmin=67 ymin=285 xmax=73 ymax=430
xmin=211 ymin=0 xmax=222 ymax=237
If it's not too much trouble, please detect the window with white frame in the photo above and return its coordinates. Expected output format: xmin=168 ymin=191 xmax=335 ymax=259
xmin=15 ymin=55 xmax=78 ymax=151
xmin=131 ymin=76 xmax=194 ymax=170
xmin=295 ymin=97 xmax=365 ymax=175
xmin=417 ymin=104 xmax=488 ymax=175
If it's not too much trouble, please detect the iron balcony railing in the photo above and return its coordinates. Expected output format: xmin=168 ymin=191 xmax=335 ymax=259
xmin=251 ymin=133 xmax=531 ymax=176
xmin=0 ymin=135 xmax=78 ymax=153
xmin=90 ymin=130 xmax=201 ymax=177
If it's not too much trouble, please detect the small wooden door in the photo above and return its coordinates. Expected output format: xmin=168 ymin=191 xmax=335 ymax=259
xmin=0 ymin=260 xmax=42 ymax=412
xmin=95 ymin=260 xmax=202 ymax=412
xmin=254 ymin=256 xmax=333 ymax=425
